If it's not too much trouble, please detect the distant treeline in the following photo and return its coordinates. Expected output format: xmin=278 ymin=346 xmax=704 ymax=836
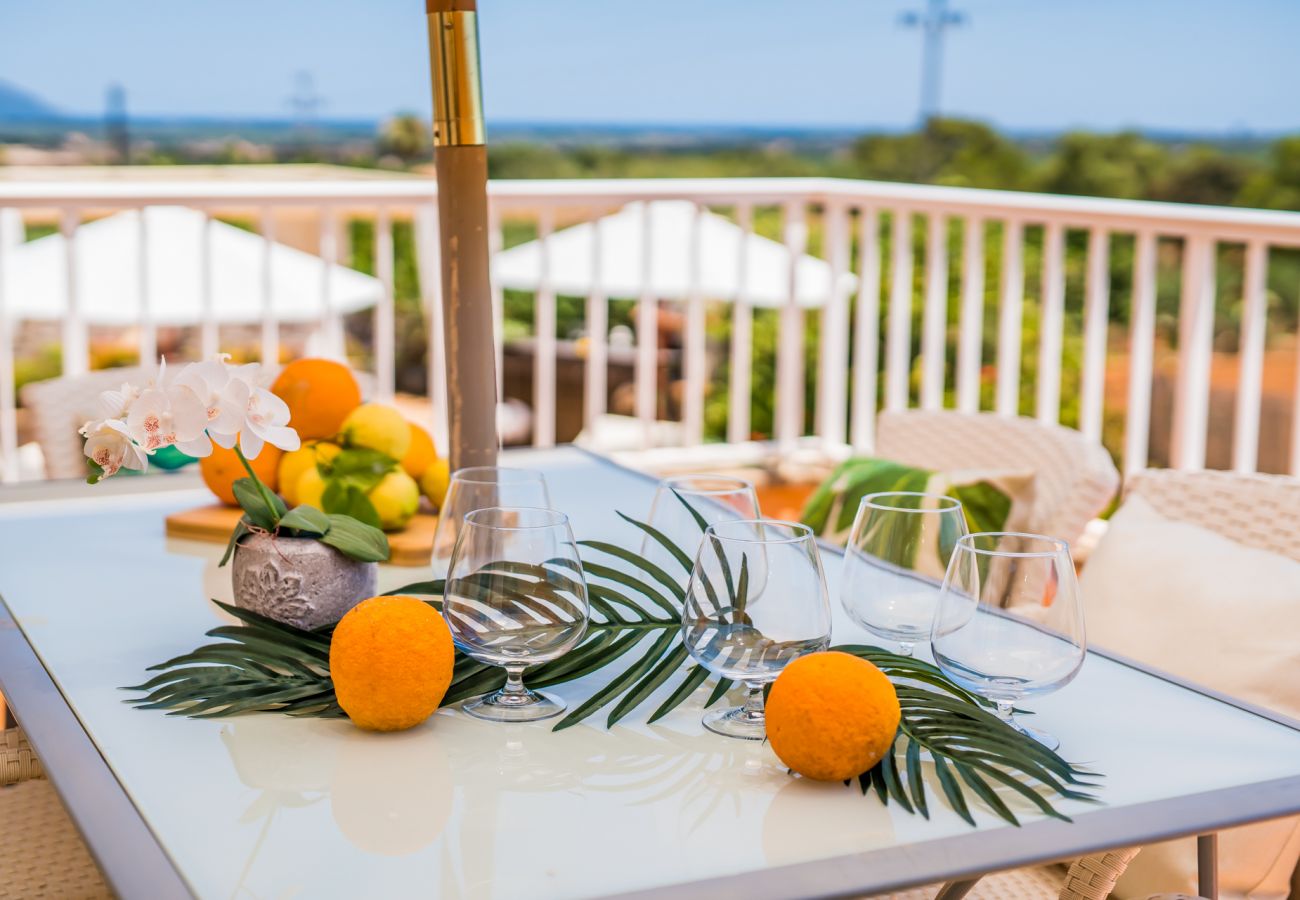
xmin=486 ymin=117 xmax=1300 ymax=212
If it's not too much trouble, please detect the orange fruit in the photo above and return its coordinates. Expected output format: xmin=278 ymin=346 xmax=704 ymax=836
xmin=330 ymin=596 xmax=455 ymax=732
xmin=271 ymin=358 xmax=362 ymax=440
xmin=765 ymin=651 xmax=901 ymax=782
xmin=400 ymin=423 xmax=437 ymax=479
xmin=199 ymin=442 xmax=283 ymax=507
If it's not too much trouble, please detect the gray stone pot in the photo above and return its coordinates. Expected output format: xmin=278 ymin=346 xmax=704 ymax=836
xmin=232 ymin=533 xmax=377 ymax=631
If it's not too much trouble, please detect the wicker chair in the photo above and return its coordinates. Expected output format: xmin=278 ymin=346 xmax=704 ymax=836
xmin=0 ymin=727 xmax=112 ymax=898
xmin=874 ymin=410 xmax=1120 ymax=546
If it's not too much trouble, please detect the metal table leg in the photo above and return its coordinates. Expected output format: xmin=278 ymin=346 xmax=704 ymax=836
xmin=934 ymin=879 xmax=980 ymax=900
xmin=1197 ymin=833 xmax=1218 ymax=899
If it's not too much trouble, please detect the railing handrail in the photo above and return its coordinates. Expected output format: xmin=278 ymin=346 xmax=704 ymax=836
xmin=2 ymin=175 xmax=1299 ymax=243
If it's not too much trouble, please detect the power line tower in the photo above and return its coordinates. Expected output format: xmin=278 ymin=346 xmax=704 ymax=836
xmin=288 ymin=71 xmax=324 ymax=131
xmin=105 ymin=83 xmax=129 ymax=164
xmin=899 ymin=0 xmax=966 ymax=124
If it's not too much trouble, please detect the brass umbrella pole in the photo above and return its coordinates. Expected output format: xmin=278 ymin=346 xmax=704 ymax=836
xmin=426 ymin=0 xmax=499 ymax=469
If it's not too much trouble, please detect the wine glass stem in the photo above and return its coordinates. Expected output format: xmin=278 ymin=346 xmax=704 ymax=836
xmin=897 ymin=641 xmax=914 ymax=657
xmin=741 ymin=683 xmax=765 ymax=722
xmin=502 ymin=664 xmax=528 ymax=697
xmin=995 ymin=700 xmax=1016 ymax=725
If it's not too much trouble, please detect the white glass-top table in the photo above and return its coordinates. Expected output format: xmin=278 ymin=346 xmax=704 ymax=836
xmin=2 ymin=446 xmax=1299 ymax=899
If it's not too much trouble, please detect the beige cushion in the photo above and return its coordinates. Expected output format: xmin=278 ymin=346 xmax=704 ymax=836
xmin=1082 ymin=494 xmax=1300 ymax=900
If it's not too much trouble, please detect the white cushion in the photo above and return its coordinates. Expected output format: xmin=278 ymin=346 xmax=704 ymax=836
xmin=1081 ymin=494 xmax=1300 ymax=900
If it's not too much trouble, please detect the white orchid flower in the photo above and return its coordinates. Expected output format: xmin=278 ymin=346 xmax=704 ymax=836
xmin=173 ymin=356 xmax=245 ymax=449
xmin=223 ymin=377 xmax=300 ymax=458
xmin=126 ymin=384 xmax=209 ymax=455
xmin=81 ymin=419 xmax=148 ymax=479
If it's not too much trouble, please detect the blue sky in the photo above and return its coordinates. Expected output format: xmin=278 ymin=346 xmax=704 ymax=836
xmin=1 ymin=0 xmax=1295 ymax=131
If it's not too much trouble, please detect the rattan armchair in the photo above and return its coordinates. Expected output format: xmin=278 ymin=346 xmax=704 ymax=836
xmin=875 ymin=410 xmax=1120 ymax=546
xmin=0 ymin=726 xmax=112 ymax=898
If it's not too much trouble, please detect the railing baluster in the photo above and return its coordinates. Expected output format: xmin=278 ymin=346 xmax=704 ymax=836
xmin=0 ymin=211 xmax=15 ymax=482
xmin=776 ymin=200 xmax=808 ymax=448
xmin=682 ymin=203 xmax=707 ymax=446
xmin=136 ymin=208 xmax=156 ymax=365
xmin=1232 ymin=240 xmax=1268 ymax=473
xmin=584 ymin=209 xmax=609 ymax=430
xmin=727 ymin=203 xmax=755 ymax=445
xmin=818 ymin=200 xmax=851 ymax=446
xmin=851 ymin=207 xmax=882 ymax=450
xmin=260 ymin=207 xmax=279 ymax=367
xmin=1171 ymin=234 xmax=1216 ymax=470
xmin=318 ymin=207 xmax=344 ymax=361
xmin=635 ymin=202 xmax=658 ymax=436
xmin=534 ymin=207 xmax=557 ymax=448
xmin=1037 ymin=221 xmax=1066 ymax=424
xmin=199 ymin=210 xmax=218 ymax=359
xmin=61 ymin=209 xmax=87 ymax=376
xmin=1080 ymin=227 xmax=1110 ymax=443
xmin=955 ymin=215 xmax=985 ymax=414
xmin=374 ymin=207 xmax=396 ymax=400
xmin=885 ymin=210 xmax=913 ymax=412
xmin=488 ymin=207 xmax=505 ymax=400
xmin=920 ymin=213 xmax=948 ymax=411
xmin=1125 ymin=230 xmax=1158 ymax=477
xmin=995 ymin=219 xmax=1024 ymax=416
xmin=414 ymin=203 xmax=449 ymax=452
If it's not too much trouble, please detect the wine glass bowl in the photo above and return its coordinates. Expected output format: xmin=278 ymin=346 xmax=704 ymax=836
xmin=682 ymin=520 xmax=832 ymax=741
xmin=839 ymin=491 xmax=969 ymax=656
xmin=643 ymin=474 xmax=761 ymax=579
xmin=442 ymin=506 xmax=589 ymax=723
xmin=431 ymin=467 xmax=551 ymax=577
xmin=930 ymin=531 xmax=1086 ymax=749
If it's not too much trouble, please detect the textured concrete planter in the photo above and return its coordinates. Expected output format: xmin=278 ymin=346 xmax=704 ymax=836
xmin=232 ymin=534 xmax=376 ymax=631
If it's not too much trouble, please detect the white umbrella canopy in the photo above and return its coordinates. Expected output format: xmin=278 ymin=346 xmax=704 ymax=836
xmin=492 ymin=200 xmax=856 ymax=308
xmin=1 ymin=206 xmax=382 ymax=324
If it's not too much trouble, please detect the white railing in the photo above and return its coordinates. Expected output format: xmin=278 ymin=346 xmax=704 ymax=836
xmin=2 ymin=176 xmax=1300 ymax=482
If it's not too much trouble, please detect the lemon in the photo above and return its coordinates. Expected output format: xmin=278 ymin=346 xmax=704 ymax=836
xmin=340 ymin=404 xmax=411 ymax=461
xmin=369 ymin=470 xmax=420 ymax=531
xmin=419 ymin=457 xmax=450 ymax=510
xmin=279 ymin=442 xmax=340 ymax=506
xmin=297 ymin=466 xmax=328 ymax=511
xmin=401 ymin=424 xmax=437 ymax=479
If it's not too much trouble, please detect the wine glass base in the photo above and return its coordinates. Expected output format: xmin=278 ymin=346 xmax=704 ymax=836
xmin=1011 ymin=719 xmax=1060 ymax=751
xmin=461 ymin=688 xmax=566 ymax=723
xmin=702 ymin=705 xmax=766 ymax=741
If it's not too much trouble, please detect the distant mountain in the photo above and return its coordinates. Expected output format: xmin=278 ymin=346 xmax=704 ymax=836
xmin=0 ymin=81 xmax=61 ymax=121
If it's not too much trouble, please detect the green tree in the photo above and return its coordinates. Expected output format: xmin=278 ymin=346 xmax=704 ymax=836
xmin=377 ymin=114 xmax=432 ymax=164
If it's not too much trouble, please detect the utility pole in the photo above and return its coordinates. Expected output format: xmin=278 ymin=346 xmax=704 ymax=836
xmin=899 ymin=0 xmax=966 ymax=124
xmin=105 ymin=83 xmax=129 ymax=164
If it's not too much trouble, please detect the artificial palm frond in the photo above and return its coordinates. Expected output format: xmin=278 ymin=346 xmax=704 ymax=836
xmin=127 ymin=500 xmax=1098 ymax=826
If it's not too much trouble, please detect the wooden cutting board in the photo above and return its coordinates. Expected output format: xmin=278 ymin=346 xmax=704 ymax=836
xmin=165 ymin=504 xmax=439 ymax=567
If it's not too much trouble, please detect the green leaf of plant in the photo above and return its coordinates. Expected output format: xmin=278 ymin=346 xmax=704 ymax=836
xmin=647 ymin=664 xmax=712 ymax=723
xmin=232 ymin=477 xmax=279 ymax=530
xmin=320 ymin=514 xmax=390 ymax=562
xmin=328 ymin=447 xmax=396 ymax=492
xmin=322 ymin=482 xmax=382 ymax=530
xmin=219 ymin=517 xmax=252 ymax=567
xmin=278 ymin=505 xmax=331 ymax=537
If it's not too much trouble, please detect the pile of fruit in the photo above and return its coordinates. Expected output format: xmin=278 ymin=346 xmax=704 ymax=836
xmin=199 ymin=359 xmax=450 ymax=531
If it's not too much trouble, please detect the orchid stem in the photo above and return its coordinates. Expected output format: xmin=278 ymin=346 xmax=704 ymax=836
xmin=233 ymin=444 xmax=281 ymax=525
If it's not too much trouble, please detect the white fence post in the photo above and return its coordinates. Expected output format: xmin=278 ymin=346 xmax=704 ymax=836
xmin=682 ymin=203 xmax=707 ymax=446
xmin=818 ymin=200 xmax=852 ymax=446
xmin=1080 ymin=227 xmax=1110 ymax=443
xmin=374 ymin=207 xmax=396 ymax=400
xmin=851 ymin=207 xmax=882 ymax=450
xmin=60 ymin=209 xmax=87 ymax=376
xmin=995 ymin=220 xmax=1024 ymax=416
xmin=1036 ymin=221 xmax=1066 ymax=424
xmin=727 ymin=203 xmax=755 ymax=445
xmin=0 ymin=215 xmax=15 ymax=482
xmin=1124 ymin=230 xmax=1158 ymax=477
xmin=776 ymin=200 xmax=807 ymax=449
xmin=534 ymin=207 xmax=557 ymax=448
xmin=635 ymin=202 xmax=658 ymax=438
xmin=955 ymin=215 xmax=985 ymax=414
xmin=584 ymin=210 xmax=609 ymax=431
xmin=1171 ymin=235 xmax=1216 ymax=470
xmin=885 ymin=210 xmax=913 ymax=412
xmin=136 ymin=208 xmax=156 ymax=366
xmin=1232 ymin=240 xmax=1268 ymax=474
xmin=920 ymin=212 xmax=949 ymax=411
xmin=259 ymin=206 xmax=279 ymax=367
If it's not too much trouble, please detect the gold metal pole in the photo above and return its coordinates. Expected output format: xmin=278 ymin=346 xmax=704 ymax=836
xmin=426 ymin=0 xmax=498 ymax=470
